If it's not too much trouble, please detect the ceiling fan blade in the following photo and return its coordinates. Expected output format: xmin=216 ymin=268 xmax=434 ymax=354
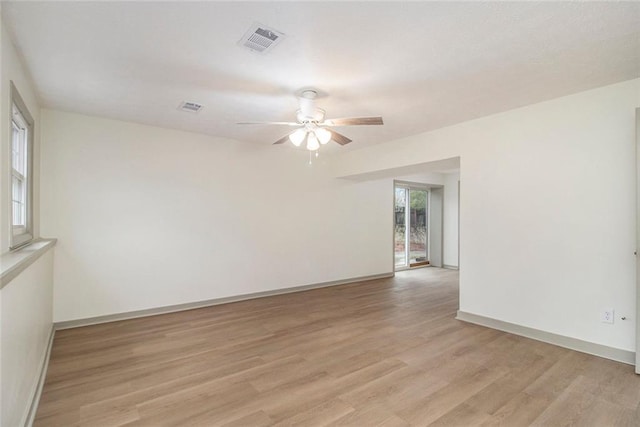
xmin=272 ymin=134 xmax=292 ymax=145
xmin=330 ymin=130 xmax=352 ymax=145
xmin=323 ymin=117 xmax=384 ymax=126
xmin=237 ymin=121 xmax=300 ymax=126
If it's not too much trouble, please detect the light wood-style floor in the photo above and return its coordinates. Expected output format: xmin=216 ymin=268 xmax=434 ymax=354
xmin=36 ymin=268 xmax=640 ymax=426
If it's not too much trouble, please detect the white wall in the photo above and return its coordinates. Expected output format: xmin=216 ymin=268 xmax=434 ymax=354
xmin=1 ymin=12 xmax=4 ymax=425
xmin=40 ymin=110 xmax=399 ymax=322
xmin=334 ymin=78 xmax=639 ymax=352
xmin=0 ymin=15 xmax=53 ymax=427
xmin=0 ymin=17 xmax=41 ymax=253
xmin=443 ymin=172 xmax=460 ymax=267
xmin=1 ymin=252 xmax=53 ymax=427
xmin=429 ymin=187 xmax=443 ymax=267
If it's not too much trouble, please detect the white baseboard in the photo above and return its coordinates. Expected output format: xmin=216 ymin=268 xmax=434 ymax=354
xmin=24 ymin=325 xmax=55 ymax=427
xmin=442 ymin=264 xmax=459 ymax=270
xmin=456 ymin=310 xmax=635 ymax=365
xmin=55 ymin=272 xmax=394 ymax=330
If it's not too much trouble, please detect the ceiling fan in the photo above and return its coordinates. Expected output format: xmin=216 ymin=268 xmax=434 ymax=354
xmin=237 ymin=89 xmax=383 ymax=151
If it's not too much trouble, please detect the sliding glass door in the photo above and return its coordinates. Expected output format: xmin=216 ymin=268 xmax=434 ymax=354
xmin=394 ymin=185 xmax=428 ymax=270
xmin=395 ymin=187 xmax=408 ymax=268
xmin=409 ymin=188 xmax=428 ymax=265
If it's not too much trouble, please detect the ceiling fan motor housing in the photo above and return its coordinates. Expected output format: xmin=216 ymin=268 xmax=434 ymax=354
xmin=297 ymin=89 xmax=325 ymax=123
xmin=296 ymin=108 xmax=325 ymax=124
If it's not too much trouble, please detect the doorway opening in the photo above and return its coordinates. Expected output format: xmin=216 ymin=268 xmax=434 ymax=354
xmin=395 ymin=184 xmax=429 ymax=270
xmin=394 ymin=181 xmax=444 ymax=271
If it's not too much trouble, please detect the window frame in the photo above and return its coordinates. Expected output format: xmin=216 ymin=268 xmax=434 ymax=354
xmin=9 ymin=82 xmax=34 ymax=250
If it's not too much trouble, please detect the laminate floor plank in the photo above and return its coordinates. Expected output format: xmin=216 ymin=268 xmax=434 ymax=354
xmin=481 ymin=392 xmax=553 ymax=427
xmin=220 ymin=410 xmax=274 ymax=427
xmin=428 ymin=402 xmax=493 ymax=427
xmin=327 ymin=405 xmax=409 ymax=427
xmin=35 ymin=268 xmax=640 ymax=426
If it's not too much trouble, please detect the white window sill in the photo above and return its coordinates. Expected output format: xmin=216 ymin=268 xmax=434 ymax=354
xmin=1 ymin=238 xmax=57 ymax=289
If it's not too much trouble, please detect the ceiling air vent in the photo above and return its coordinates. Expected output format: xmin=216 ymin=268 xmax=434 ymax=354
xmin=178 ymin=101 xmax=203 ymax=113
xmin=239 ymin=23 xmax=285 ymax=53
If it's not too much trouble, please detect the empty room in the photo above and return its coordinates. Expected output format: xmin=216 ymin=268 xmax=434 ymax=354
xmin=1 ymin=1 xmax=640 ymax=426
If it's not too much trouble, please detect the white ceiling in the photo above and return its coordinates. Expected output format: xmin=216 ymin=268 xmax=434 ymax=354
xmin=3 ymin=1 xmax=639 ymax=152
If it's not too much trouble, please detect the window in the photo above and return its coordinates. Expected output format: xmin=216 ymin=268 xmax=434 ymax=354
xmin=10 ymin=82 xmax=34 ymax=249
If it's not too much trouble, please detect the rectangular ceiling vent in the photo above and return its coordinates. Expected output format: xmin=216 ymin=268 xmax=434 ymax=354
xmin=239 ymin=23 xmax=285 ymax=54
xmin=178 ymin=101 xmax=203 ymax=113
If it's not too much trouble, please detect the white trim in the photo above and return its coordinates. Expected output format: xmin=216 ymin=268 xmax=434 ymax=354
xmin=55 ymin=272 xmax=394 ymax=330
xmin=636 ymin=107 xmax=640 ymax=372
xmin=1 ymin=239 xmax=57 ymax=289
xmin=456 ymin=310 xmax=635 ymax=365
xmin=9 ymin=82 xmax=35 ymax=250
xmin=394 ymin=180 xmax=443 ymax=190
xmin=23 ymin=326 xmax=55 ymax=427
xmin=442 ymin=264 xmax=459 ymax=270
xmin=457 ymin=179 xmax=460 ymax=269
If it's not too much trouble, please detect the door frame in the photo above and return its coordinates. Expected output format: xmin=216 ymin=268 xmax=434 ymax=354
xmin=393 ymin=180 xmax=443 ymax=272
xmin=635 ymin=108 xmax=640 ymax=374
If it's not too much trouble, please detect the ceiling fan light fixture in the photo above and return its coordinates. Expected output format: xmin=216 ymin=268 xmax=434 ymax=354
xmin=289 ymin=129 xmax=306 ymax=146
xmin=306 ymin=132 xmax=320 ymax=151
xmin=238 ymin=87 xmax=384 ymax=151
xmin=315 ymin=128 xmax=331 ymax=144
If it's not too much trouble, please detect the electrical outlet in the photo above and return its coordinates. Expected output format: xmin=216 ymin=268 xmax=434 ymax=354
xmin=601 ymin=308 xmax=615 ymax=324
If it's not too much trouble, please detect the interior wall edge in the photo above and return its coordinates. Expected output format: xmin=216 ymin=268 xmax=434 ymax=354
xmin=456 ymin=310 xmax=635 ymax=366
xmin=23 ymin=325 xmax=54 ymax=427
